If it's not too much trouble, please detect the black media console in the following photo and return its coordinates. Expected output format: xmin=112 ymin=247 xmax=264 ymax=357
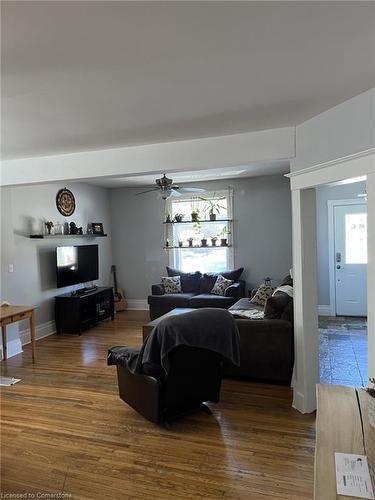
xmin=55 ymin=286 xmax=114 ymax=335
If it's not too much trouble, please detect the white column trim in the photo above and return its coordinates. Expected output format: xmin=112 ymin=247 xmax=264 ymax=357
xmin=287 ymin=151 xmax=375 ymax=191
xmin=291 ymin=189 xmax=319 ymax=413
xmin=367 ymin=173 xmax=375 ymax=381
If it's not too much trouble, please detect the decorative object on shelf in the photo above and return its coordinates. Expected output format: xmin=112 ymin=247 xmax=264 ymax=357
xmin=211 ymin=237 xmax=217 ymax=247
xmin=166 ymin=239 xmax=169 ymax=247
xmin=54 ymin=222 xmax=64 ymax=235
xmin=200 ymin=193 xmax=226 ymax=221
xmin=63 ymin=222 xmax=69 ymax=235
xmin=91 ymin=222 xmax=104 ymax=235
xmin=45 ymin=221 xmax=54 ymax=235
xmin=174 ymin=214 xmax=184 ymax=223
xmin=188 ymin=237 xmax=194 ymax=247
xmin=165 ymin=213 xmax=172 ymax=223
xmin=366 ymin=378 xmax=375 ymax=428
xmin=201 ymin=238 xmax=207 ymax=247
xmin=135 ymin=173 xmax=206 ymax=200
xmin=69 ymin=221 xmax=78 ymax=235
xmin=56 ymin=188 xmax=75 ymax=216
xmin=178 ymin=240 xmax=183 ymax=247
xmin=190 ymin=196 xmax=201 ymax=222
xmin=86 ymin=224 xmax=93 ymax=235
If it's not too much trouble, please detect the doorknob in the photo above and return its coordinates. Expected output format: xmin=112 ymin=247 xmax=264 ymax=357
xmin=336 ymin=265 xmax=341 ymax=269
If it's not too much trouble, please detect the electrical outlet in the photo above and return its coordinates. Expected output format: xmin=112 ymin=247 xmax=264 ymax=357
xmin=8 ymin=264 xmax=14 ymax=273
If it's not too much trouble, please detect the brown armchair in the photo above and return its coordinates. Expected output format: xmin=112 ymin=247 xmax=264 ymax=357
xmin=109 ymin=345 xmax=223 ymax=424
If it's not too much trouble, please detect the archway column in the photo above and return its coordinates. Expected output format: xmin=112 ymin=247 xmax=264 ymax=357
xmin=288 ymin=151 xmax=375 ymax=413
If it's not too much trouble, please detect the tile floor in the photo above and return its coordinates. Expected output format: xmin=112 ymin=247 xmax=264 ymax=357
xmin=319 ymin=316 xmax=368 ymax=387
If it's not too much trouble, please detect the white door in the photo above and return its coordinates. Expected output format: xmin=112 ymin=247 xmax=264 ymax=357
xmin=334 ymin=203 xmax=367 ymax=316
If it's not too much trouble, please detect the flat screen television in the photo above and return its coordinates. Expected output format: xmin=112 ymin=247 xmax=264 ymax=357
xmin=56 ymin=244 xmax=99 ymax=288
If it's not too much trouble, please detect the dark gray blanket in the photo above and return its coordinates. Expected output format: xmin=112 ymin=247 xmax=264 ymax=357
xmin=108 ymin=308 xmax=240 ymax=377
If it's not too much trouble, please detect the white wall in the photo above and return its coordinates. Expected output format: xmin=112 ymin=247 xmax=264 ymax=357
xmin=316 ymin=181 xmax=366 ymax=306
xmin=110 ymin=175 xmax=293 ymax=301
xmin=0 ymin=182 xmax=113 ymax=354
xmin=292 ymin=88 xmax=375 ymax=173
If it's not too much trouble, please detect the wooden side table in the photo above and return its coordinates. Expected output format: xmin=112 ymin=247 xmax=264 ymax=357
xmin=0 ymin=305 xmax=36 ymax=362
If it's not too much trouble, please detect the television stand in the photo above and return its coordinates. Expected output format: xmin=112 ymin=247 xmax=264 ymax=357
xmin=55 ymin=286 xmax=114 ymax=335
xmin=73 ymin=285 xmax=98 ymax=296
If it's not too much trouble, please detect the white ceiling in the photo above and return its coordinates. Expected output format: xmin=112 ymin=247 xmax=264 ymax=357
xmin=2 ymin=1 xmax=375 ymax=160
xmin=86 ymin=160 xmax=290 ymax=188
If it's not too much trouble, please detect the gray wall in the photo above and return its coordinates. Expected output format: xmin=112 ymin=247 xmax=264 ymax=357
xmin=316 ymin=181 xmax=366 ymax=305
xmin=110 ymin=174 xmax=292 ymax=299
xmin=0 ymin=182 xmax=113 ymax=330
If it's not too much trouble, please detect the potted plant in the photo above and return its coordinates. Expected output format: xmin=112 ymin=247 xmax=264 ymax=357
xmin=366 ymin=377 xmax=375 ymax=428
xmin=187 ymin=237 xmax=194 ymax=247
xmin=165 ymin=213 xmax=172 ymax=223
xmin=191 ymin=196 xmax=200 ymax=222
xmin=174 ymin=214 xmax=184 ymax=223
xmin=201 ymin=238 xmax=208 ymax=247
xmin=211 ymin=236 xmax=218 ymax=246
xmin=217 ymin=227 xmax=231 ymax=246
xmin=178 ymin=240 xmax=183 ymax=247
xmin=200 ymin=193 xmax=226 ymax=221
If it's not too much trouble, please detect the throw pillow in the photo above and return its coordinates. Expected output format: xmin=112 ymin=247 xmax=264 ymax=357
xmin=250 ymin=284 xmax=275 ymax=306
xmin=211 ymin=275 xmax=234 ymax=296
xmin=166 ymin=267 xmax=201 ymax=293
xmin=272 ymin=285 xmax=293 ymax=298
xmin=161 ymin=276 xmax=182 ymax=294
xmin=279 ymin=274 xmax=293 ymax=287
xmin=264 ymin=293 xmax=291 ymax=319
xmin=200 ymin=267 xmax=244 ymax=293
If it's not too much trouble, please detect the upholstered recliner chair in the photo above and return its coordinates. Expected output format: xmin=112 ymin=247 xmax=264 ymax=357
xmin=108 ymin=309 xmax=240 ymax=425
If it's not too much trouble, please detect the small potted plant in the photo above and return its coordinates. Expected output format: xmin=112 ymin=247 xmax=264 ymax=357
xmin=165 ymin=213 xmax=172 ymax=223
xmin=366 ymin=377 xmax=375 ymax=428
xmin=191 ymin=196 xmax=200 ymax=222
xmin=211 ymin=236 xmax=217 ymax=246
xmin=187 ymin=237 xmax=194 ymax=247
xmin=217 ymin=227 xmax=231 ymax=246
xmin=201 ymin=238 xmax=208 ymax=247
xmin=174 ymin=214 xmax=184 ymax=223
xmin=178 ymin=240 xmax=183 ymax=247
xmin=200 ymin=193 xmax=226 ymax=221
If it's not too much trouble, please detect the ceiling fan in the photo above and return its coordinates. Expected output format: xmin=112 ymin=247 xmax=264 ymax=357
xmin=136 ymin=174 xmax=206 ymax=200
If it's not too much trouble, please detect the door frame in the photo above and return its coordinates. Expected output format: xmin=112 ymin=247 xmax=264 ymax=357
xmin=286 ymin=150 xmax=375 ymax=413
xmin=327 ymin=198 xmax=367 ymax=317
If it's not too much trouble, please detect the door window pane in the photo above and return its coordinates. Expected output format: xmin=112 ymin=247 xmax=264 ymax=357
xmin=345 ymin=213 xmax=367 ymax=264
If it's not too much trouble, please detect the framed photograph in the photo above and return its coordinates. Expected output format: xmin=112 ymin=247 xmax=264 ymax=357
xmin=91 ymin=222 xmax=104 ymax=235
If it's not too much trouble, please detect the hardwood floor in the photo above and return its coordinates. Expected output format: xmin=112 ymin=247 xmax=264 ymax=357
xmin=1 ymin=311 xmax=315 ymax=499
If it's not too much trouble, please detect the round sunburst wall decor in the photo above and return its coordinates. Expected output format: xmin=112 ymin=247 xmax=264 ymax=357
xmin=56 ymin=188 xmax=76 ymax=217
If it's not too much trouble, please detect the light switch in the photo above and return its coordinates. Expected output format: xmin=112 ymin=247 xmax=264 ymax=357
xmin=8 ymin=264 xmax=14 ymax=273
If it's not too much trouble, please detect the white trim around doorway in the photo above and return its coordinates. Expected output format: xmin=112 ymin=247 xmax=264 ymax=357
xmin=327 ymin=199 xmax=366 ymax=317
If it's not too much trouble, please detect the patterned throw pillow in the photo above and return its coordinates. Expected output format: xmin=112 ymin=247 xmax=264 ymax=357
xmin=250 ymin=284 xmax=275 ymax=306
xmin=211 ymin=275 xmax=233 ymax=296
xmin=161 ymin=276 xmax=182 ymax=294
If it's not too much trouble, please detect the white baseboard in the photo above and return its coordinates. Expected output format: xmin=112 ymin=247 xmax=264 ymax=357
xmin=20 ymin=320 xmax=56 ymax=346
xmin=126 ymin=299 xmax=148 ymax=311
xmin=318 ymin=305 xmax=332 ymax=316
xmin=1 ymin=337 xmax=23 ymax=360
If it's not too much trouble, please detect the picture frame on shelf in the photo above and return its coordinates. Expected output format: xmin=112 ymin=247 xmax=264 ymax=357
xmin=91 ymin=222 xmax=104 ymax=235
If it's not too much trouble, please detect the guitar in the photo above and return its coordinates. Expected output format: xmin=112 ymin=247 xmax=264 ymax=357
xmin=111 ymin=265 xmax=127 ymax=312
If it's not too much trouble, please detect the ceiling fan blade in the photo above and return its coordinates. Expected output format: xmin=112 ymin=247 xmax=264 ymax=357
xmin=178 ymin=187 xmax=206 ymax=193
xmin=135 ymin=188 xmax=159 ymax=196
xmin=171 ymin=189 xmax=182 ymax=197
